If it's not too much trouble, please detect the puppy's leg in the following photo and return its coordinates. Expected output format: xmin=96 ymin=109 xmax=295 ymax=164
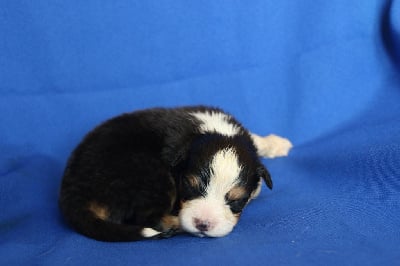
xmin=160 ymin=215 xmax=180 ymax=230
xmin=141 ymin=215 xmax=181 ymax=239
xmin=159 ymin=215 xmax=181 ymax=238
xmin=251 ymin=133 xmax=293 ymax=159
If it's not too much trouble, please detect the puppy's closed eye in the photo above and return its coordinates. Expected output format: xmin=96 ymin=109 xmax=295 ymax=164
xmin=225 ymin=186 xmax=249 ymax=214
xmin=226 ymin=197 xmax=249 ymax=214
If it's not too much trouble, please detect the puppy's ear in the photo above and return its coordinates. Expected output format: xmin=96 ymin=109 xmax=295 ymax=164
xmin=257 ymin=165 xmax=273 ymax=190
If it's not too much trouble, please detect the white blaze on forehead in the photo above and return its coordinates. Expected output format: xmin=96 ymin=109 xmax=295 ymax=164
xmin=191 ymin=111 xmax=240 ymax=137
xmin=207 ymin=148 xmax=242 ymax=197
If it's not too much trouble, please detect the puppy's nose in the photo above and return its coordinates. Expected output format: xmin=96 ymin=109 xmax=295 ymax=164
xmin=193 ymin=218 xmax=213 ymax=232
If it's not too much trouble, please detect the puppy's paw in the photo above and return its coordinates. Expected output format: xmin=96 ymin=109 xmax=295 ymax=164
xmin=142 ymin=225 xmax=181 ymax=240
xmin=158 ymin=215 xmax=182 ymax=238
xmin=159 ymin=227 xmax=181 ymax=239
xmin=141 ymin=227 xmax=163 ymax=238
xmin=252 ymin=134 xmax=293 ymax=159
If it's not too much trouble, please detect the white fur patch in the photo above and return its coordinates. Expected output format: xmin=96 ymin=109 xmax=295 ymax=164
xmin=208 ymin=148 xmax=242 ymax=197
xmin=251 ymin=134 xmax=293 ymax=158
xmin=179 ymin=148 xmax=242 ymax=237
xmin=141 ymin=227 xmax=161 ymax=238
xmin=191 ymin=111 xmax=240 ymax=137
xmin=250 ymin=178 xmax=262 ymax=199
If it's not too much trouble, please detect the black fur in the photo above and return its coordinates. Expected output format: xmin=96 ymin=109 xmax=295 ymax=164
xmin=59 ymin=106 xmax=272 ymax=241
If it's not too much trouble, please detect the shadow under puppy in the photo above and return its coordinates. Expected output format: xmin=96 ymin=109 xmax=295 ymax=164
xmin=59 ymin=106 xmax=292 ymax=241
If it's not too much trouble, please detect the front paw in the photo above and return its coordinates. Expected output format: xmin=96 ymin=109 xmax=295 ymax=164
xmin=159 ymin=227 xmax=181 ymax=238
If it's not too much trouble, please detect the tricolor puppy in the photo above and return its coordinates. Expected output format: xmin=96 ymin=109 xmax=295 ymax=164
xmin=59 ymin=106 xmax=292 ymax=241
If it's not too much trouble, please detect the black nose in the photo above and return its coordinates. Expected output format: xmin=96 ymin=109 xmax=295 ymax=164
xmin=194 ymin=218 xmax=210 ymax=232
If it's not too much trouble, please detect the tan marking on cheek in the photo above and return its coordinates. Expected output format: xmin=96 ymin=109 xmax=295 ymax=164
xmin=88 ymin=201 xmax=110 ymax=221
xmin=227 ymin=186 xmax=246 ymax=200
xmin=180 ymin=200 xmax=191 ymax=210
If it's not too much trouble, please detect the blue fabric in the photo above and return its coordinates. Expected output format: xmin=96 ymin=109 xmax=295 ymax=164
xmin=1 ymin=1 xmax=400 ymax=265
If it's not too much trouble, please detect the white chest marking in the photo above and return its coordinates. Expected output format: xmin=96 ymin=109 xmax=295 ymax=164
xmin=191 ymin=111 xmax=240 ymax=137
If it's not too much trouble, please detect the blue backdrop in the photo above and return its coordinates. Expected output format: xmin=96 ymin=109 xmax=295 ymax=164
xmin=1 ymin=1 xmax=400 ymax=265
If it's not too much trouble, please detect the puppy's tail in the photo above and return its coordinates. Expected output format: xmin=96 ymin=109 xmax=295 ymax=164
xmin=58 ymin=198 xmax=161 ymax=242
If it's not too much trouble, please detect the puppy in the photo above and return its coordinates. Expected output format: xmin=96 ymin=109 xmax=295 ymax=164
xmin=59 ymin=106 xmax=292 ymax=241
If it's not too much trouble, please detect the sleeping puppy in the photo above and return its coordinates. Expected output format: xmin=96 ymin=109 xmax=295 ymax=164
xmin=59 ymin=106 xmax=292 ymax=241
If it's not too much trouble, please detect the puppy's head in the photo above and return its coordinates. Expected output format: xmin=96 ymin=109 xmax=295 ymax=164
xmin=177 ymin=134 xmax=272 ymax=237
